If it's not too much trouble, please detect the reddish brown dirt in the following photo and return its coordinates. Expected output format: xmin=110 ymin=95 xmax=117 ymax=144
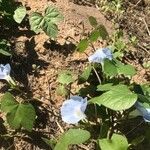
xmin=0 ymin=0 xmax=149 ymax=149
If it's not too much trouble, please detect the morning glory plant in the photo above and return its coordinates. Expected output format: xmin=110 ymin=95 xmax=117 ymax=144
xmin=135 ymin=101 xmax=150 ymax=122
xmin=0 ymin=64 xmax=16 ymax=86
xmin=60 ymin=96 xmax=87 ymax=124
xmin=88 ymin=48 xmax=113 ymax=63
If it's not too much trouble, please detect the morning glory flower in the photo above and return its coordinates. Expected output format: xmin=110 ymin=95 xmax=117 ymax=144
xmin=135 ymin=101 xmax=150 ymax=122
xmin=0 ymin=64 xmax=11 ymax=80
xmin=88 ymin=48 xmax=113 ymax=63
xmin=60 ymin=96 xmax=87 ymax=124
xmin=0 ymin=64 xmax=16 ymax=86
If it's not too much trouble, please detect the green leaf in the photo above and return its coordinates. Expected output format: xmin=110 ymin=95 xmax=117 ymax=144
xmin=13 ymin=6 xmax=26 ymax=24
xmin=103 ymin=59 xmax=118 ymax=77
xmin=29 ymin=6 xmax=63 ymax=38
xmin=99 ymin=134 xmax=128 ymax=150
xmin=56 ymin=85 xmax=69 ymax=96
xmin=29 ymin=12 xmax=43 ymax=33
xmin=131 ymin=136 xmax=145 ymax=146
xmin=42 ymin=21 xmax=58 ymax=38
xmin=76 ymin=39 xmax=89 ymax=52
xmin=1 ymin=92 xmax=36 ymax=131
xmin=89 ymin=30 xmax=100 ymax=42
xmin=113 ymin=51 xmax=124 ymax=58
xmin=143 ymin=61 xmax=150 ymax=69
xmin=1 ymin=92 xmax=18 ymax=113
xmin=54 ymin=129 xmax=90 ymax=150
xmin=89 ymin=85 xmax=137 ymax=110
xmin=42 ymin=137 xmax=57 ymax=149
xmin=97 ymin=25 xmax=109 ymax=40
xmin=97 ymin=83 xmax=113 ymax=91
xmin=117 ymin=63 xmax=136 ymax=77
xmin=114 ymin=39 xmax=126 ymax=51
xmin=78 ymin=65 xmax=92 ymax=84
xmin=0 ymin=39 xmax=11 ymax=56
xmin=57 ymin=70 xmax=74 ymax=85
xmin=141 ymin=84 xmax=150 ymax=96
xmin=44 ymin=6 xmax=63 ymax=23
xmin=88 ymin=16 xmax=98 ymax=28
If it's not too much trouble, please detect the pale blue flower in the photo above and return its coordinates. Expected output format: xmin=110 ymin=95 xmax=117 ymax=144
xmin=135 ymin=102 xmax=150 ymax=122
xmin=88 ymin=48 xmax=113 ymax=63
xmin=60 ymin=96 xmax=87 ymax=124
xmin=0 ymin=64 xmax=11 ymax=80
xmin=0 ymin=64 xmax=16 ymax=86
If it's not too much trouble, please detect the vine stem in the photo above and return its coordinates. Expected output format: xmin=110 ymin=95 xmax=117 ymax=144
xmin=92 ymin=66 xmax=101 ymax=84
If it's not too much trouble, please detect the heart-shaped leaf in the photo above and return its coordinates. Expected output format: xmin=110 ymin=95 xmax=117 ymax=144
xmin=90 ymin=85 xmax=137 ymax=110
xmin=13 ymin=6 xmax=26 ymax=24
xmin=1 ymin=92 xmax=36 ymax=131
xmin=29 ymin=6 xmax=63 ymax=38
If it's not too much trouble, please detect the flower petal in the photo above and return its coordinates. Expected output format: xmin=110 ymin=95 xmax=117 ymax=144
xmin=88 ymin=48 xmax=113 ymax=63
xmin=0 ymin=64 xmax=11 ymax=80
xmin=60 ymin=96 xmax=87 ymax=124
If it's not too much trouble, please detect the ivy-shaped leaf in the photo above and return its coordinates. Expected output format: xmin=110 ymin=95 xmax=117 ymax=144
xmin=29 ymin=12 xmax=43 ymax=33
xmin=29 ymin=6 xmax=63 ymax=38
xmin=13 ymin=6 xmax=26 ymax=24
xmin=1 ymin=92 xmax=36 ymax=131
xmin=89 ymin=85 xmax=137 ymax=110
xmin=44 ymin=6 xmax=63 ymax=23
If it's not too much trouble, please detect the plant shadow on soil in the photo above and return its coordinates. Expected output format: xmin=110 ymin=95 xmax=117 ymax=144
xmin=43 ymin=39 xmax=76 ymax=56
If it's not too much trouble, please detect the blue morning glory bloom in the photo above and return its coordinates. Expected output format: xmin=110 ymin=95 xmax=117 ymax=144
xmin=60 ymin=96 xmax=87 ymax=124
xmin=88 ymin=48 xmax=113 ymax=63
xmin=135 ymin=102 xmax=150 ymax=122
xmin=0 ymin=64 xmax=11 ymax=80
xmin=0 ymin=64 xmax=16 ymax=86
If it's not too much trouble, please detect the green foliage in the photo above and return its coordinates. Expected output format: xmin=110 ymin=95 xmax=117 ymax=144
xmin=88 ymin=16 xmax=98 ymax=28
xmin=54 ymin=129 xmax=90 ymax=150
xmin=97 ymin=25 xmax=109 ymax=40
xmin=99 ymin=134 xmax=128 ymax=150
xmin=143 ymin=61 xmax=150 ymax=69
xmin=0 ymin=0 xmax=15 ymax=19
xmin=42 ymin=137 xmax=57 ymax=149
xmin=89 ymin=85 xmax=137 ymax=110
xmin=57 ymin=70 xmax=74 ymax=85
xmin=89 ymin=30 xmax=100 ymax=42
xmin=0 ymin=39 xmax=12 ymax=56
xmin=29 ymin=6 xmax=63 ymax=38
xmin=13 ymin=6 xmax=26 ymax=24
xmin=117 ymin=63 xmax=136 ymax=77
xmin=56 ymin=85 xmax=69 ymax=96
xmin=103 ymin=59 xmax=118 ymax=77
xmin=114 ymin=39 xmax=126 ymax=51
xmin=78 ymin=65 xmax=92 ymax=84
xmin=77 ymin=16 xmax=109 ymax=53
xmin=1 ymin=92 xmax=36 ymax=131
xmin=97 ymin=83 xmax=113 ymax=91
xmin=76 ymin=39 xmax=89 ymax=52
